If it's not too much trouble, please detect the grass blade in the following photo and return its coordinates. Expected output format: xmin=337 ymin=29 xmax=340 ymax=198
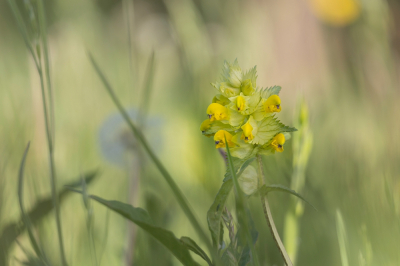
xmin=180 ymin=236 xmax=213 ymax=266
xmin=6 ymin=0 xmax=40 ymax=69
xmin=138 ymin=51 xmax=156 ymax=126
xmin=336 ymin=210 xmax=349 ymax=266
xmin=225 ymin=137 xmax=259 ymax=266
xmin=88 ymin=53 xmax=212 ymax=253
xmin=37 ymin=0 xmax=55 ymax=145
xmin=259 ymin=184 xmax=317 ymax=211
xmin=17 ymin=143 xmax=48 ymax=265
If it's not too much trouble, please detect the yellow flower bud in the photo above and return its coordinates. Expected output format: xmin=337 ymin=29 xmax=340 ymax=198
xmin=214 ymin=130 xmax=235 ymax=149
xmin=264 ymin=95 xmax=282 ymax=113
xmin=207 ymin=103 xmax=229 ymax=122
xmin=270 ymin=133 xmax=285 ymax=152
xmin=236 ymin=96 xmax=246 ymax=112
xmin=241 ymin=120 xmax=254 ymax=142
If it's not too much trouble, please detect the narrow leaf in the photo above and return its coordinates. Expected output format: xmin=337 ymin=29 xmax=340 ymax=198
xmin=17 ymin=143 xmax=47 ymax=264
xmin=180 ymin=236 xmax=213 ymax=266
xmin=258 ymin=184 xmax=316 ymax=210
xmin=207 ymin=180 xmax=233 ymax=249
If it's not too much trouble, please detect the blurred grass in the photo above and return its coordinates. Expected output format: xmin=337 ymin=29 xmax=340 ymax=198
xmin=1 ymin=0 xmax=400 ymax=265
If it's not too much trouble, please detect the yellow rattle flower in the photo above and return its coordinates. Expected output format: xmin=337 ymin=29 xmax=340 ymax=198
xmin=214 ymin=130 xmax=236 ymax=149
xmin=207 ymin=103 xmax=229 ymax=122
xmin=264 ymin=95 xmax=282 ymax=113
xmin=270 ymin=133 xmax=285 ymax=152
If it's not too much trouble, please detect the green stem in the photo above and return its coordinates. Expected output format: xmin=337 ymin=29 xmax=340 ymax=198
xmin=257 ymin=155 xmax=293 ymax=266
xmin=38 ymin=69 xmax=67 ymax=266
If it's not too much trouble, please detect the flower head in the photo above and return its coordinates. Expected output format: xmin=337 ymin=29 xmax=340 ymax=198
xmin=201 ymin=60 xmax=297 ymax=159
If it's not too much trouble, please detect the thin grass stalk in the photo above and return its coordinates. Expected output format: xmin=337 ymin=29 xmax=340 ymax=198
xmin=88 ymin=53 xmax=213 ymax=254
xmin=225 ymin=137 xmax=259 ymax=266
xmin=257 ymin=155 xmax=293 ymax=266
xmin=8 ymin=0 xmax=67 ymax=264
xmin=81 ymin=177 xmax=98 ymax=266
xmin=37 ymin=0 xmax=55 ymax=145
xmin=6 ymin=0 xmax=40 ymax=70
xmin=35 ymin=3 xmax=66 ymax=264
xmin=37 ymin=61 xmax=68 ymax=266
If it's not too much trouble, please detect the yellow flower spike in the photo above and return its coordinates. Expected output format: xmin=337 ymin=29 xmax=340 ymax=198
xmin=270 ymin=133 xmax=285 ymax=152
xmin=264 ymin=95 xmax=282 ymax=113
xmin=214 ymin=130 xmax=235 ymax=149
xmin=207 ymin=103 xmax=229 ymax=122
xmin=200 ymin=119 xmax=212 ymax=133
xmin=241 ymin=120 xmax=254 ymax=142
xmin=236 ymin=96 xmax=246 ymax=112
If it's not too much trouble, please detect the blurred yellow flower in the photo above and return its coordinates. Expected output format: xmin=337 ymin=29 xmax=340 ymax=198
xmin=308 ymin=0 xmax=360 ymax=27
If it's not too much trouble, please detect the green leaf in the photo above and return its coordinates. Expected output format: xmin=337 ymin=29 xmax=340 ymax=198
xmin=260 ymin=86 xmax=281 ymax=99
xmin=225 ymin=137 xmax=259 ymax=266
xmin=0 ymin=171 xmax=98 ymax=265
xmin=258 ymin=184 xmax=317 ymax=210
xmin=252 ymin=116 xmax=297 ymax=146
xmin=69 ymin=191 xmax=200 ymax=266
xmin=180 ymin=236 xmax=213 ymax=266
xmin=207 ymin=180 xmax=233 ymax=249
xmin=242 ymin=66 xmax=257 ymax=88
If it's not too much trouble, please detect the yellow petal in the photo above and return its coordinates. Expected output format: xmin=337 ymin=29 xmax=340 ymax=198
xmin=207 ymin=103 xmax=229 ymax=122
xmin=214 ymin=130 xmax=235 ymax=149
xmin=270 ymin=133 xmax=285 ymax=152
xmin=263 ymin=95 xmax=282 ymax=113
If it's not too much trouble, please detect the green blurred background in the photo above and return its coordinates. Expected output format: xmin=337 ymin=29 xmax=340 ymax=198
xmin=1 ymin=0 xmax=399 ymax=265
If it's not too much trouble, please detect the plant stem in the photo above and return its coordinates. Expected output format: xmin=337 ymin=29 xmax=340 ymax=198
xmin=257 ymin=155 xmax=293 ymax=266
xmin=38 ymin=69 xmax=67 ymax=266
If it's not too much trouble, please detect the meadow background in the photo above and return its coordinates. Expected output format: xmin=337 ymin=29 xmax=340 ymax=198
xmin=0 ymin=0 xmax=399 ymax=265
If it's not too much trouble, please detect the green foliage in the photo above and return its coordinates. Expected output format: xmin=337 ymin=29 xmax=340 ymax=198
xmin=0 ymin=170 xmax=98 ymax=265
xmin=258 ymin=184 xmax=316 ymax=210
xmin=68 ymin=191 xmax=200 ymax=266
xmin=225 ymin=137 xmax=259 ymax=266
xmin=259 ymin=86 xmax=281 ymax=99
xmin=207 ymin=179 xmax=233 ymax=250
xmin=88 ymin=53 xmax=213 ymax=255
xmin=180 ymin=236 xmax=213 ymax=266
